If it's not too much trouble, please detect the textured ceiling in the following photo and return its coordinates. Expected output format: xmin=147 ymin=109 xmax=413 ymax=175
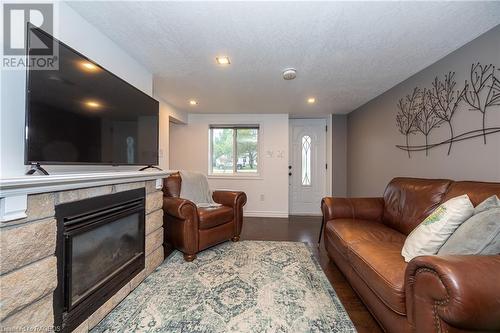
xmin=67 ymin=1 xmax=500 ymax=116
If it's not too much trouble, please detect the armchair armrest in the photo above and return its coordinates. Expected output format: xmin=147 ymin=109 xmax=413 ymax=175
xmin=212 ymin=191 xmax=247 ymax=208
xmin=212 ymin=191 xmax=247 ymax=237
xmin=321 ymin=197 xmax=384 ymax=222
xmin=405 ymin=255 xmax=500 ymax=333
xmin=163 ymin=197 xmax=197 ymax=220
xmin=162 ymin=197 xmax=199 ymax=257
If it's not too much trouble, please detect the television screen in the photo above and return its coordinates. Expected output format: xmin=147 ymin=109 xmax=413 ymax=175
xmin=25 ymin=27 xmax=159 ymax=166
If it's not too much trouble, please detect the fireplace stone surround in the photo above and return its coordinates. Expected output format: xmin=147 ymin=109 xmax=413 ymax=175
xmin=0 ymin=172 xmax=167 ymax=332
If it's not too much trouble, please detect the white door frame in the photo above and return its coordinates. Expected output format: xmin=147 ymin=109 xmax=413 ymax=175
xmin=288 ymin=118 xmax=330 ymax=216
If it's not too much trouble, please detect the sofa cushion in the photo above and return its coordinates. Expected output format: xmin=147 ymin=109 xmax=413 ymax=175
xmin=198 ymin=206 xmax=233 ymax=229
xmin=348 ymin=240 xmax=407 ymax=315
xmin=383 ymin=178 xmax=452 ymax=235
xmin=325 ymin=219 xmax=406 ymax=257
xmin=442 ymin=181 xmax=500 ymax=207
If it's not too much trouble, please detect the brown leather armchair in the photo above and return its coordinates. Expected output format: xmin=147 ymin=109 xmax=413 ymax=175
xmin=162 ymin=172 xmax=247 ymax=261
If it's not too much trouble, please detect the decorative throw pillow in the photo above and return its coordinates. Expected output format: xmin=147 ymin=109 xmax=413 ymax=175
xmin=401 ymin=194 xmax=474 ymax=262
xmin=473 ymin=195 xmax=500 ymax=214
xmin=438 ymin=207 xmax=500 ymax=255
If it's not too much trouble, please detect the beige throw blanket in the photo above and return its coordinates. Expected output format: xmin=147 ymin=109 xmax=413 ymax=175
xmin=179 ymin=171 xmax=221 ymax=208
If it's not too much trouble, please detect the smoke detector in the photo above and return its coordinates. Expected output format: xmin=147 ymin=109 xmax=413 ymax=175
xmin=282 ymin=68 xmax=297 ymax=80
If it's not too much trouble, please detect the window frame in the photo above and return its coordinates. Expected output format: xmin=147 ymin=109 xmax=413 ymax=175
xmin=208 ymin=124 xmax=261 ymax=177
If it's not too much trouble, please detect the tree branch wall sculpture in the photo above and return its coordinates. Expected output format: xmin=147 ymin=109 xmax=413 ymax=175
xmin=463 ymin=63 xmax=500 ymax=144
xmin=415 ymin=88 xmax=442 ymax=156
xmin=395 ymin=62 xmax=499 ymax=157
xmin=396 ymin=87 xmax=420 ymax=158
xmin=428 ymin=72 xmax=464 ymax=155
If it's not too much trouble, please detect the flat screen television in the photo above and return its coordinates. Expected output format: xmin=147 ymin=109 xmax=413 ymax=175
xmin=25 ymin=27 xmax=159 ymax=166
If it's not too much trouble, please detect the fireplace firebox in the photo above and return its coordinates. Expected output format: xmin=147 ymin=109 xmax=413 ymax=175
xmin=54 ymin=188 xmax=145 ymax=332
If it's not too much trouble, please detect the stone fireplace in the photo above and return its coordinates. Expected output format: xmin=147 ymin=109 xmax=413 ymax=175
xmin=54 ymin=188 xmax=146 ymax=332
xmin=0 ymin=172 xmax=167 ymax=332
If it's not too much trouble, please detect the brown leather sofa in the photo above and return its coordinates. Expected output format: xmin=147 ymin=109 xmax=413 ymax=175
xmin=162 ymin=172 xmax=247 ymax=261
xmin=321 ymin=177 xmax=500 ymax=333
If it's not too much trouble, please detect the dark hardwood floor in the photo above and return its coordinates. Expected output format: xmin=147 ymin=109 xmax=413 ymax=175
xmin=240 ymin=216 xmax=383 ymax=333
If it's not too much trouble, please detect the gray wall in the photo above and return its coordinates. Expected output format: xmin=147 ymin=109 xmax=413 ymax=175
xmin=347 ymin=25 xmax=500 ymax=197
xmin=332 ymin=115 xmax=348 ymax=196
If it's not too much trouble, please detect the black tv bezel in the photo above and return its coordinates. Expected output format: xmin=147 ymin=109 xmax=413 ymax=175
xmin=24 ymin=24 xmax=160 ymax=167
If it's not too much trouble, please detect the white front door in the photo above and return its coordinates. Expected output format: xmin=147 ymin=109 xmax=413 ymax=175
xmin=289 ymin=119 xmax=327 ymax=215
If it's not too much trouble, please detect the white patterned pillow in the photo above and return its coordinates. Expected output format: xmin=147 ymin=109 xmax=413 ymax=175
xmin=401 ymin=194 xmax=474 ymax=262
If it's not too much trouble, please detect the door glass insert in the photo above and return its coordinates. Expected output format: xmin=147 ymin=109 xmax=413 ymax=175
xmin=301 ymin=135 xmax=311 ymax=186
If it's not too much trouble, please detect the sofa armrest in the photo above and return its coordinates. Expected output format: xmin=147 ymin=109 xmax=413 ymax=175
xmin=321 ymin=197 xmax=384 ymax=222
xmin=163 ymin=197 xmax=197 ymax=220
xmin=405 ymin=255 xmax=500 ymax=333
xmin=212 ymin=191 xmax=247 ymax=208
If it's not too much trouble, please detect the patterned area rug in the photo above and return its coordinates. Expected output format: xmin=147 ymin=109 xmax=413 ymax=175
xmin=92 ymin=241 xmax=356 ymax=332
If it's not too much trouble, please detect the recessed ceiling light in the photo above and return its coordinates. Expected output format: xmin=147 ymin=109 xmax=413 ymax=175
xmin=80 ymin=61 xmax=99 ymax=72
xmin=189 ymin=100 xmax=198 ymax=105
xmin=307 ymin=97 xmax=316 ymax=104
xmin=85 ymin=100 xmax=101 ymax=109
xmin=215 ymin=56 xmax=230 ymax=65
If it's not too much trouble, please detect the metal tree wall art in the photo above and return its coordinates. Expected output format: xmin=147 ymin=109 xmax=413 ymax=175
xmin=463 ymin=63 xmax=500 ymax=144
xmin=415 ymin=88 xmax=442 ymax=156
xmin=428 ymin=72 xmax=464 ymax=155
xmin=395 ymin=62 xmax=500 ymax=157
xmin=396 ymin=87 xmax=420 ymax=158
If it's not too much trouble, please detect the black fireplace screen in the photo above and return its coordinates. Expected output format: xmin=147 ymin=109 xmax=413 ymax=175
xmin=70 ymin=212 xmax=141 ymax=306
xmin=55 ymin=188 xmax=145 ymax=332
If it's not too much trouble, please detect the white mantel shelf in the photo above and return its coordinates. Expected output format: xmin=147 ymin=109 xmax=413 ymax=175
xmin=0 ymin=170 xmax=171 ymax=197
xmin=0 ymin=171 xmax=172 ymax=222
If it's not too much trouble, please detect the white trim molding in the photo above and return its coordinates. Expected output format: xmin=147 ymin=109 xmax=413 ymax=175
xmin=0 ymin=170 xmax=171 ymax=222
xmin=288 ymin=212 xmax=323 ymax=217
xmin=0 ymin=171 xmax=171 ymax=197
xmin=0 ymin=195 xmax=28 ymax=222
xmin=244 ymin=210 xmax=289 ymax=218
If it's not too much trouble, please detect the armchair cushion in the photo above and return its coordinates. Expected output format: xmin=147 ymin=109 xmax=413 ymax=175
xmin=198 ymin=206 xmax=234 ymax=229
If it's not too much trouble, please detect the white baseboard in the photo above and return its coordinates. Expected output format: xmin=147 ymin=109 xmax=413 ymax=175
xmin=244 ymin=211 xmax=289 ymax=218
xmin=289 ymin=212 xmax=323 ymax=217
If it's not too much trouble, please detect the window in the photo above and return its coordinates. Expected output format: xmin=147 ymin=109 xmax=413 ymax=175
xmin=301 ymin=135 xmax=311 ymax=186
xmin=210 ymin=125 xmax=259 ymax=175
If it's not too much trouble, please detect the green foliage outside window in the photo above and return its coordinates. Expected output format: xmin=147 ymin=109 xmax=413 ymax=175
xmin=211 ymin=127 xmax=258 ymax=174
